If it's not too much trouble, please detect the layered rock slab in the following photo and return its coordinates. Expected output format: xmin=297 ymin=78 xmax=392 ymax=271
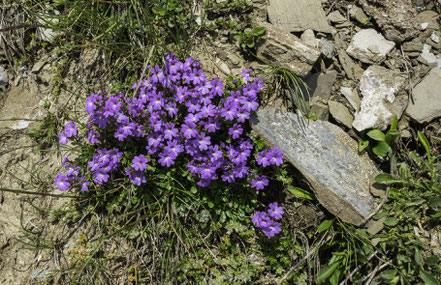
xmin=251 ymin=109 xmax=379 ymax=225
xmin=256 ymin=22 xmax=321 ymax=77
xmin=267 ymin=0 xmax=333 ymax=33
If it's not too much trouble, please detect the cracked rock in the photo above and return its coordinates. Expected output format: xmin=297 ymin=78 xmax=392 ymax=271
xmin=353 ymin=66 xmax=408 ymax=131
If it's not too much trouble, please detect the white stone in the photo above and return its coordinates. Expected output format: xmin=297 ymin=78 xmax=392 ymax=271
xmin=421 ymin=22 xmax=429 ymax=30
xmin=346 ymin=29 xmax=395 ymax=64
xmin=353 ymin=66 xmax=407 ymax=131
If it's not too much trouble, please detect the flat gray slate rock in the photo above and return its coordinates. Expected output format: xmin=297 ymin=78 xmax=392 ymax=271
xmin=267 ymin=0 xmax=333 ymax=34
xmin=251 ymin=109 xmax=379 ymax=225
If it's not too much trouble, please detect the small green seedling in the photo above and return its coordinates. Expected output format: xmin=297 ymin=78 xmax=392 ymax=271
xmin=358 ymin=116 xmax=400 ymax=157
xmin=234 ymin=26 xmax=266 ymax=49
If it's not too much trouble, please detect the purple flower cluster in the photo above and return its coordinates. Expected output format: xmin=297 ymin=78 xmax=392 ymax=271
xmin=252 ymin=202 xmax=284 ymax=237
xmin=54 ymin=54 xmax=287 ymax=237
xmin=59 ymin=121 xmax=78 ymax=145
xmin=87 ymin=148 xmax=123 ymax=185
xmin=54 ymin=154 xmax=89 ymax=191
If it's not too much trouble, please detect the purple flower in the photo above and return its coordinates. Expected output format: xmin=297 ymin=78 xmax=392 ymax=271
xmin=114 ymin=129 xmax=127 ymax=141
xmin=268 ymin=147 xmax=284 ymax=166
xmin=199 ymin=104 xmax=216 ymax=118
xmin=187 ymin=162 xmax=199 ymax=175
xmin=158 ymin=151 xmax=175 ymax=168
xmin=221 ymin=170 xmax=236 ymax=183
xmin=251 ymin=175 xmax=269 ymax=190
xmin=188 ymin=68 xmax=206 ymax=85
xmin=256 ymin=150 xmax=270 ymax=167
xmin=199 ymin=163 xmax=216 ymax=180
xmin=268 ymin=202 xmax=284 ymax=220
xmin=88 ymin=129 xmax=100 ymax=144
xmin=182 ymin=122 xmax=198 ymax=139
xmin=252 ymin=211 xmax=273 ymax=228
xmin=81 ymin=181 xmax=90 ymax=191
xmin=94 ymin=172 xmax=109 ymax=184
xmin=262 ymin=222 xmax=282 ymax=237
xmin=128 ymin=171 xmax=147 ymax=186
xmin=66 ymin=165 xmax=80 ymax=180
xmin=228 ymin=124 xmax=243 ymax=139
xmin=55 ymin=173 xmax=71 ymax=191
xmin=85 ymin=96 xmax=97 ymax=114
xmin=207 ymin=78 xmax=224 ymax=96
xmin=204 ymin=117 xmax=221 ymax=133
xmin=164 ymin=123 xmax=178 ymax=140
xmin=58 ymin=132 xmax=68 ymax=145
xmin=220 ymin=106 xmax=237 ymax=121
xmin=132 ymin=154 xmax=148 ymax=171
xmin=236 ymin=108 xmax=250 ymax=123
xmin=165 ymin=140 xmax=184 ymax=158
xmin=196 ymin=133 xmax=211 ymax=150
xmin=240 ymin=68 xmax=253 ymax=82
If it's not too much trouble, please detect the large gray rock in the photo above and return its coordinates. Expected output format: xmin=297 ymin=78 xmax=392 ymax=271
xmin=406 ymin=68 xmax=441 ymax=123
xmin=251 ymin=109 xmax=380 ymax=225
xmin=256 ymin=22 xmax=321 ymax=77
xmin=358 ymin=0 xmax=420 ymax=42
xmin=353 ymin=66 xmax=407 ymax=131
xmin=346 ymin=29 xmax=395 ymax=64
xmin=267 ymin=0 xmax=333 ymax=33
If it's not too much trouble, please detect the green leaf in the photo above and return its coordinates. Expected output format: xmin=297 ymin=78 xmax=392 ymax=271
xmin=429 ymin=197 xmax=441 ymax=208
xmin=287 ymin=187 xmax=315 ymax=200
xmin=389 ymin=116 xmax=398 ymax=132
xmin=373 ymin=210 xmax=389 ymax=220
xmin=426 ymin=255 xmax=439 ymax=265
xmin=318 ymin=219 xmax=333 ymax=233
xmin=415 ymin=249 xmax=424 ymax=266
xmin=246 ymin=41 xmax=255 ymax=48
xmin=329 ymin=268 xmax=341 ymax=285
xmin=253 ymin=26 xmax=266 ymax=36
xmin=419 ymin=269 xmax=439 ymax=285
xmin=384 ymin=217 xmax=399 ymax=226
xmin=381 ymin=269 xmax=397 ymax=280
xmin=367 ymin=129 xmax=386 ymax=141
xmin=418 ymin=131 xmax=432 ymax=158
xmin=191 ymin=186 xmax=198 ymax=194
xmin=373 ymin=141 xmax=392 ymax=157
xmin=318 ymin=261 xmax=341 ymax=281
xmin=385 ymin=131 xmax=401 ymax=145
xmin=375 ymin=173 xmax=404 ymax=184
xmin=358 ymin=139 xmax=369 ymax=152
